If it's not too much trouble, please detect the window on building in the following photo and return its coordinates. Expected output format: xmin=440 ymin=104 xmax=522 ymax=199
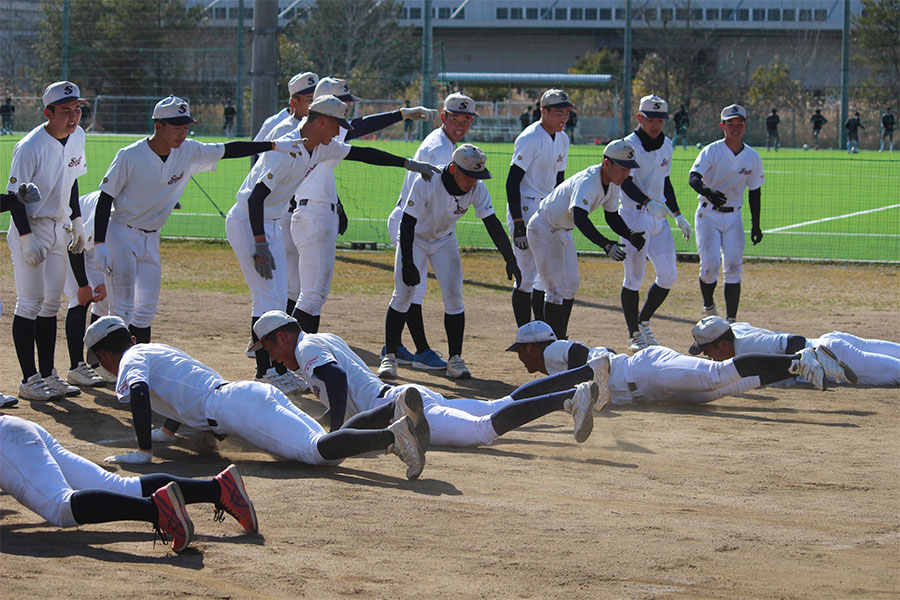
xmin=571 ymin=7 xmax=583 ymax=20
xmin=661 ymin=7 xmax=674 ymax=21
xmin=585 ymin=7 xmax=597 ymax=19
xmin=214 ymin=6 xmax=226 ymax=19
xmin=642 ymin=8 xmax=658 ymax=20
xmin=676 ymin=8 xmax=688 ymax=20
xmin=782 ymin=9 xmax=795 ymax=21
xmin=799 ymin=9 xmax=811 ymax=21
xmin=409 ymin=6 xmax=422 ymax=19
xmin=814 ymin=9 xmax=827 ymax=21
xmin=752 ymin=8 xmax=764 ymax=21
xmin=496 ymin=7 xmax=508 ymax=19
xmin=706 ymin=8 xmax=719 ymax=20
xmin=615 ymin=7 xmax=626 ymax=20
xmin=692 ymin=8 xmax=702 ymax=20
xmin=526 ymin=7 xmax=538 ymax=19
xmin=438 ymin=7 xmax=450 ymax=19
xmin=738 ymin=8 xmax=749 ymax=21
xmin=511 ymin=7 xmax=523 ymax=19
xmin=454 ymin=7 xmax=464 ymax=19
xmin=555 ymin=7 xmax=567 ymax=20
xmin=768 ymin=9 xmax=780 ymax=21
xmin=599 ymin=7 xmax=612 ymax=19
xmin=721 ymin=8 xmax=734 ymax=20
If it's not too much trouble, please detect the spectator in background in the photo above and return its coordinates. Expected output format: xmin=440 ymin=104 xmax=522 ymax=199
xmin=880 ymin=107 xmax=895 ymax=153
xmin=765 ymin=108 xmax=780 ymax=151
xmin=79 ymin=101 xmax=92 ymax=130
xmin=519 ymin=109 xmax=530 ymax=131
xmin=810 ymin=109 xmax=827 ymax=150
xmin=403 ymin=100 xmax=415 ymax=142
xmin=531 ymin=101 xmax=541 ymax=124
xmin=1 ymin=97 xmax=14 ymax=135
xmin=845 ymin=112 xmax=863 ymax=154
xmin=565 ymin=109 xmax=577 ymax=144
xmin=672 ymin=104 xmax=689 ymax=150
xmin=223 ymin=99 xmax=236 ymax=138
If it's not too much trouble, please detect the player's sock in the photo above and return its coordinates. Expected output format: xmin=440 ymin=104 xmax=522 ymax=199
xmin=620 ymin=287 xmax=640 ymax=335
xmin=491 ymin=389 xmax=573 ymax=436
xmin=445 ymin=311 xmax=465 ymax=358
xmin=699 ymin=278 xmax=717 ymax=308
xmin=12 ymin=315 xmax=38 ymax=380
xmin=405 ymin=303 xmax=430 ymax=354
xmin=139 ymin=474 xmax=220 ymax=504
xmin=66 ymin=304 xmax=89 ymax=369
xmin=316 ymin=428 xmax=394 ymax=460
xmin=285 ymin=298 xmax=296 ymax=316
xmin=510 ymin=363 xmax=593 ymax=399
xmin=543 ymin=302 xmax=565 ymax=340
xmin=250 ymin=317 xmax=271 ymax=377
xmin=70 ymin=490 xmax=157 ymax=524
xmin=129 ymin=325 xmax=151 ymax=344
xmin=34 ymin=316 xmax=57 ymax=378
xmin=724 ymin=282 xmax=741 ymax=320
xmin=531 ymin=289 xmax=545 ymax=322
xmin=559 ymin=298 xmax=575 ymax=340
xmin=638 ymin=284 xmax=670 ymax=323
xmin=512 ymin=289 xmax=532 ymax=327
xmin=341 ymin=402 xmax=394 ymax=430
xmin=384 ymin=307 xmax=406 ymax=354
xmin=294 ymin=310 xmax=319 ymax=334
xmin=733 ymin=353 xmax=796 ymax=385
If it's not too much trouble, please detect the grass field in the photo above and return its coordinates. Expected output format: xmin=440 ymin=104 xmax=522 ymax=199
xmin=1 ymin=133 xmax=897 ymax=261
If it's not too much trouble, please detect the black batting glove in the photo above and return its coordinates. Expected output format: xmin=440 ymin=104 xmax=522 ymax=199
xmin=512 ymin=221 xmax=528 ymax=250
xmin=627 ymin=231 xmax=646 ymax=251
xmin=751 ymin=226 xmax=763 ymax=245
xmin=506 ymin=258 xmax=522 ymax=287
xmin=704 ymin=189 xmax=727 ymax=207
xmin=401 ymin=261 xmax=420 ymax=287
xmin=336 ymin=200 xmax=348 ymax=235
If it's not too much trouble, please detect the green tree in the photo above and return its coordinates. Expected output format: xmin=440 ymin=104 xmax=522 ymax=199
xmin=852 ymin=0 xmax=900 ymax=106
xmin=747 ymin=57 xmax=804 ymax=109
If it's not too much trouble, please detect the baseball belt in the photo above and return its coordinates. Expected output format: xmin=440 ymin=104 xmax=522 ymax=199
xmin=125 ymin=224 xmax=158 ymax=233
xmin=701 ymin=202 xmax=735 ymax=213
xmin=297 ymin=199 xmax=335 ymax=213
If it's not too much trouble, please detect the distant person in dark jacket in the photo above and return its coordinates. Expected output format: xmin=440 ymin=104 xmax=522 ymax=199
xmin=810 ymin=109 xmax=827 ymax=150
xmin=765 ymin=109 xmax=780 ymax=151
xmin=844 ymin=112 xmax=863 ymax=154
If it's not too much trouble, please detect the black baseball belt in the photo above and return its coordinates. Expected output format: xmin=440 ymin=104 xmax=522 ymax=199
xmin=297 ymin=199 xmax=335 ymax=212
xmin=701 ymin=202 xmax=735 ymax=213
xmin=125 ymin=224 xmax=158 ymax=233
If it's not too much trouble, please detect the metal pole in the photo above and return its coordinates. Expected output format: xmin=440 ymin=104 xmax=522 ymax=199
xmin=236 ymin=0 xmax=245 ymax=137
xmin=61 ymin=0 xmax=70 ymax=79
xmin=622 ymin=0 xmax=632 ymax=138
xmin=251 ymin=0 xmax=279 ymax=138
xmin=839 ymin=0 xmax=850 ymax=150
xmin=421 ymin=0 xmax=434 ymax=141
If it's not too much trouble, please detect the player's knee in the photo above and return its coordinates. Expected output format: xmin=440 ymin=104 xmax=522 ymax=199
xmin=698 ymin=264 xmax=719 ymax=284
xmin=723 ymin=262 xmax=743 ymax=283
xmin=622 ymin=272 xmax=643 ymax=291
xmin=14 ymin=299 xmax=40 ymax=319
xmin=443 ymin=297 xmax=465 ymax=315
xmin=296 ymin=294 xmax=326 ymax=316
xmin=656 ymin=270 xmax=677 ymax=289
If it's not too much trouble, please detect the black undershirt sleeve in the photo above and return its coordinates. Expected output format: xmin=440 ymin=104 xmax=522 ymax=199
xmin=748 ymin=187 xmax=762 ymax=228
xmin=483 ymin=214 xmax=516 ymax=263
xmin=0 ymin=191 xmax=16 ymax=211
xmin=345 ymin=111 xmax=402 ymax=141
xmin=566 ymin=343 xmax=591 ymax=370
xmin=556 ymin=170 xmax=565 ymax=187
xmin=93 ymin=192 xmax=114 ymax=243
xmin=620 ymin=176 xmax=651 ymax=205
xmin=129 ymin=382 xmax=153 ymax=451
xmin=222 ymin=141 xmax=274 ymax=159
xmin=345 ymin=146 xmax=407 ymax=168
xmin=603 ymin=209 xmax=634 ymax=238
xmin=312 ymin=361 xmax=348 ymax=432
xmin=8 ymin=200 xmax=30 ymax=235
xmin=247 ymin=181 xmax=272 ymax=238
xmin=573 ymin=206 xmax=613 ymax=248
xmin=506 ymin=164 xmax=526 ymax=220
xmin=399 ymin=212 xmax=417 ymax=264
xmin=69 ymin=249 xmax=89 ymax=288
xmin=663 ymin=176 xmax=681 ymax=215
xmin=785 ymin=335 xmax=807 ymax=354
xmin=689 ymin=171 xmax=710 ymax=196
xmin=69 ymin=179 xmax=81 ymax=220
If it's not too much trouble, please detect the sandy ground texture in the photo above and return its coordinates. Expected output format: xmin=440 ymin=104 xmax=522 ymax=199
xmin=1 ymin=244 xmax=898 ymax=599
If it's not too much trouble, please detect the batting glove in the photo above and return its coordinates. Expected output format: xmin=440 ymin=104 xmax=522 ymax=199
xmin=512 ymin=221 xmax=528 ymax=250
xmin=401 ymin=106 xmax=438 ymax=121
xmin=704 ymin=189 xmax=727 ymax=207
xmin=675 ymin=214 xmax=692 ymax=240
xmin=604 ymin=240 xmax=627 ymax=261
xmin=405 ymin=159 xmax=441 ymax=182
xmin=104 ymin=449 xmax=153 ymax=464
xmin=627 ymin=231 xmax=646 ymax=251
xmin=337 ymin=200 xmax=349 ymax=235
xmin=272 ymin=138 xmax=308 ymax=154
xmin=93 ymin=242 xmax=113 ymax=275
xmin=16 ymin=182 xmax=41 ymax=204
xmin=20 ymin=233 xmax=47 ymax=267
xmin=151 ymin=428 xmax=176 ymax=443
xmin=751 ymin=226 xmax=763 ymax=245
xmin=401 ymin=260 xmax=420 ymax=287
xmin=506 ymin=258 xmax=522 ymax=287
xmin=252 ymin=241 xmax=276 ymax=280
xmin=646 ymin=200 xmax=672 ymax=220
xmin=68 ymin=216 xmax=87 ymax=254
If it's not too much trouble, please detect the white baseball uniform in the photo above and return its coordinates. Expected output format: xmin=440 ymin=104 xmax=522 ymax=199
xmin=114 ymin=343 xmax=340 ymax=466
xmin=728 ymin=322 xmax=900 ymax=386
xmin=526 ymin=165 xmax=621 ymax=305
xmin=6 ymin=123 xmax=87 ymax=319
xmin=389 ymin=172 xmax=495 ymax=314
xmin=543 ymin=340 xmax=759 ymax=405
xmin=691 ymin=140 xmax=764 ymax=284
xmin=98 ymin=138 xmax=225 ymax=328
xmin=0 ymin=415 xmax=141 ymax=528
xmin=64 ymin=191 xmax=109 ymax=316
xmin=619 ymin=132 xmax=677 ymax=290
xmin=254 ymin=108 xmax=292 ymax=143
xmin=508 ymin=121 xmax=568 ymax=293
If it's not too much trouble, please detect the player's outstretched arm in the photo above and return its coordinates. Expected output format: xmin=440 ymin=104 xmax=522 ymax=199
xmin=345 ymin=146 xmax=441 ymax=181
xmin=344 ymin=110 xmax=402 ymax=141
xmin=222 ymin=140 xmax=290 ymax=159
xmin=573 ymin=207 xmax=625 ymax=260
xmin=105 ymin=382 xmax=154 ymax=464
xmin=748 ymin=187 xmax=763 ymax=245
xmin=483 ymin=214 xmax=521 ymax=286
xmin=311 ymin=362 xmax=348 ymax=432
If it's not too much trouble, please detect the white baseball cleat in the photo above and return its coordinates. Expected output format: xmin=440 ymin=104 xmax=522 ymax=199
xmin=628 ymin=331 xmax=648 ymax=352
xmin=586 ymin=354 xmax=611 ymax=411
xmin=151 ymin=428 xmax=177 ymax=443
xmin=392 ymin=386 xmax=430 ymax=450
xmin=387 ymin=416 xmax=426 ymax=480
xmin=377 ymin=353 xmax=398 ymax=378
xmin=638 ymin=321 xmax=659 ymax=345
xmin=256 ymin=368 xmax=304 ymax=394
xmin=701 ymin=303 xmax=719 ymax=317
xmin=789 ymin=347 xmax=826 ymax=390
xmin=67 ymin=362 xmax=105 ymax=387
xmin=446 ymin=355 xmax=471 ymax=379
xmin=93 ymin=364 xmax=118 ymax=384
xmin=814 ymin=346 xmax=858 ymax=385
xmin=0 ymin=394 xmax=19 ymax=408
xmin=565 ymin=382 xmax=599 ymax=443
xmin=18 ymin=373 xmax=62 ymax=401
xmin=44 ymin=369 xmax=81 ymax=397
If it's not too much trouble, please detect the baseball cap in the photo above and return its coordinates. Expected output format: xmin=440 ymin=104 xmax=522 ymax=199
xmin=308 ymin=94 xmax=353 ymax=130
xmin=688 ymin=316 xmax=732 ymax=355
xmin=506 ymin=321 xmax=557 ymax=351
xmin=314 ymin=77 xmax=360 ymax=102
xmin=152 ymin=96 xmax=197 ymax=125
xmin=721 ymin=104 xmax=747 ymax=121
xmin=443 ymin=92 xmax=477 ymax=116
xmin=84 ymin=315 xmax=129 ymax=364
xmin=289 ymin=72 xmax=319 ymax=96
xmin=451 ymin=144 xmax=491 ymax=179
xmin=248 ymin=310 xmax=299 ymax=352
xmin=540 ymin=88 xmax=574 ymax=109
xmin=42 ymin=81 xmax=84 ymax=108
xmin=603 ymin=138 xmax=640 ymax=169
xmin=638 ymin=94 xmax=669 ymax=119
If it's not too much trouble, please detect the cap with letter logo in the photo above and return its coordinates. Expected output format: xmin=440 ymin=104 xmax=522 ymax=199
xmin=638 ymin=94 xmax=669 ymax=119
xmin=506 ymin=321 xmax=557 ymax=351
xmin=689 ymin=315 xmax=732 ymax=355
xmin=451 ymin=143 xmax=491 ymax=179
xmin=289 ymin=72 xmax=319 ymax=96
xmin=308 ymin=95 xmax=353 ymax=130
xmin=42 ymin=81 xmax=84 ymax=108
xmin=443 ymin=92 xmax=477 ymax=116
xmin=313 ymin=77 xmax=360 ymax=102
xmin=721 ymin=104 xmax=747 ymax=121
xmin=603 ymin=138 xmax=640 ymax=169
xmin=248 ymin=310 xmax=299 ymax=351
xmin=152 ymin=96 xmax=197 ymax=125
xmin=540 ymin=88 xmax=575 ymax=109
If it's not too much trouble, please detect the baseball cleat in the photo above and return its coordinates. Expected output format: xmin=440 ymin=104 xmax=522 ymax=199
xmin=44 ymin=369 xmax=81 ymax=397
xmin=701 ymin=303 xmax=718 ymax=317
xmin=586 ymin=354 xmax=611 ymax=411
xmin=411 ymin=348 xmax=447 ymax=370
xmin=256 ymin=367 xmax=305 ymax=394
xmin=93 ymin=364 xmax=118 ymax=384
xmin=377 ymin=353 xmax=398 ymax=378
xmin=392 ymin=386 xmax=430 ymax=451
xmin=814 ymin=346 xmax=858 ymax=385
xmin=0 ymin=394 xmax=19 ymax=408
xmin=67 ymin=362 xmax=105 ymax=387
xmin=18 ymin=373 xmax=62 ymax=401
xmin=382 ymin=344 xmax=415 ymax=365
xmin=565 ymin=382 xmax=599 ymax=443
xmin=214 ymin=464 xmax=258 ymax=534
xmin=445 ymin=355 xmax=471 ymax=379
xmin=638 ymin=321 xmax=659 ymax=346
xmin=789 ymin=347 xmax=826 ymax=390
xmin=151 ymin=428 xmax=176 ymax=443
xmin=387 ymin=416 xmax=426 ymax=480
xmin=628 ymin=331 xmax=648 ymax=353
xmin=151 ymin=482 xmax=194 ymax=553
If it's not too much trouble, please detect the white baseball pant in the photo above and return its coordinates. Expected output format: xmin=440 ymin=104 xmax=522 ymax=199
xmin=0 ymin=415 xmax=142 ymax=528
xmin=388 ymin=203 xmax=427 ymax=304
xmin=694 ymin=204 xmax=745 ymax=285
xmin=105 ymin=220 xmax=162 ymax=328
xmin=280 ymin=212 xmax=299 ymax=305
xmin=526 ymin=212 xmax=579 ymax=305
xmin=64 ymin=247 xmax=109 ymax=316
xmin=507 ymin=197 xmax=546 ymax=294
xmin=389 ymin=233 xmax=464 ymax=315
xmin=810 ymin=332 xmax=900 ymax=386
xmin=7 ymin=218 xmax=68 ymax=319
xmin=290 ymin=199 xmax=338 ymax=316
xmin=225 ymin=209 xmax=288 ymax=317
xmin=619 ymin=203 xmax=678 ymax=290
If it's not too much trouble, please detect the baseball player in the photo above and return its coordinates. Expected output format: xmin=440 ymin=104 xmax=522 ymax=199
xmin=845 ymin=112 xmax=863 ymax=153
xmin=0 ymin=415 xmax=257 ymax=553
xmin=90 ymin=96 xmax=307 ymax=344
xmin=223 ymin=99 xmax=236 ymax=138
xmin=7 ymin=81 xmax=88 ymax=402
xmin=810 ymin=109 xmax=827 ymax=150
xmin=247 ymin=311 xmax=606 ymax=446
xmin=690 ymin=104 xmax=764 ymax=323
xmin=672 ymin=104 xmax=689 ymax=150
xmin=525 ymin=139 xmax=641 ymax=340
xmin=378 ymin=144 xmax=521 ymax=380
xmin=85 ymin=316 xmax=429 ymax=480
xmin=507 ymin=88 xmax=572 ymax=327
xmin=383 ymin=92 xmax=477 ymax=370
xmin=879 ymin=107 xmax=895 ymax=152
xmin=765 ymin=109 xmax=780 ymax=151
xmin=509 ymin=320 xmax=842 ymax=404
xmin=689 ymin=315 xmax=899 ymax=387
xmin=0 ymin=96 xmax=13 ymax=134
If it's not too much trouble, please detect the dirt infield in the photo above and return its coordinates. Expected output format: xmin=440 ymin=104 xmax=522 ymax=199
xmin=1 ymin=244 xmax=898 ymax=599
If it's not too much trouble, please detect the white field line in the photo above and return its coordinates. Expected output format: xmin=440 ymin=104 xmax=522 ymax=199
xmin=765 ymin=169 xmax=899 ymax=180
xmin=764 ymin=203 xmax=900 ymax=232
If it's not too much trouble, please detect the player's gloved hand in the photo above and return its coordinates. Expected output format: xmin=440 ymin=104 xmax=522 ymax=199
xmin=646 ymin=200 xmax=672 ymax=220
xmin=336 ymin=200 xmax=348 ymax=235
xmin=252 ymin=241 xmax=275 ymax=280
xmin=405 ymin=159 xmax=441 ymax=182
xmin=401 ymin=260 xmax=420 ymax=287
xmin=93 ymin=242 xmax=113 ymax=276
xmin=704 ymin=189 xmax=727 ymax=207
xmin=272 ymin=138 xmax=308 ymax=154
xmin=68 ymin=216 xmax=87 ymax=253
xmin=505 ymin=258 xmax=522 ymax=287
xmin=17 ymin=182 xmax=41 ymax=204
xmin=751 ymin=226 xmax=763 ymax=245
xmin=401 ymin=106 xmax=438 ymax=121
xmin=104 ymin=449 xmax=153 ymax=464
xmin=20 ymin=233 xmax=47 ymax=267
xmin=675 ymin=214 xmax=692 ymax=240
xmin=604 ymin=240 xmax=627 ymax=261
xmin=151 ymin=428 xmax=176 ymax=444
xmin=512 ymin=220 xmax=528 ymax=250
xmin=627 ymin=231 xmax=646 ymax=251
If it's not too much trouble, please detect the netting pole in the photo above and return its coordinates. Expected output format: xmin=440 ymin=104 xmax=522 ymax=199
xmin=236 ymin=0 xmax=245 ymax=138
xmin=622 ymin=0 xmax=632 ymax=138
xmin=421 ymin=0 xmax=434 ymax=141
xmin=61 ymin=0 xmax=70 ymax=79
xmin=250 ymin=0 xmax=278 ymax=138
xmin=839 ymin=0 xmax=850 ymax=151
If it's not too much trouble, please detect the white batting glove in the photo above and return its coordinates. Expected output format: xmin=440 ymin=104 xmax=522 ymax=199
xmin=17 ymin=182 xmax=41 ymax=204
xmin=675 ymin=214 xmax=692 ymax=241
xmin=405 ymin=159 xmax=441 ymax=181
xmin=151 ymin=428 xmax=176 ymax=443
xmin=104 ymin=449 xmax=153 ymax=464
xmin=68 ymin=216 xmax=87 ymax=253
xmin=646 ymin=200 xmax=672 ymax=220
xmin=272 ymin=138 xmax=308 ymax=154
xmin=401 ymin=106 xmax=438 ymax=121
xmin=20 ymin=233 xmax=47 ymax=266
xmin=93 ymin=242 xmax=113 ymax=275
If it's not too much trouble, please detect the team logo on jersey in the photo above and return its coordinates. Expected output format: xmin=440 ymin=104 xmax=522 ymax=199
xmin=304 ymin=357 xmax=320 ymax=371
xmin=582 ymin=198 xmax=588 ymax=205
xmin=103 ymin=177 xmax=108 ymax=183
xmin=738 ymin=167 xmax=751 ymax=175
xmin=8 ymin=177 xmax=15 ymax=184
xmin=266 ymin=172 xmax=273 ymax=179
xmin=557 ymin=154 xmax=564 ymax=163
xmin=68 ymin=156 xmax=82 ymax=168
xmin=167 ymin=171 xmax=185 ymax=185
xmin=523 ymin=205 xmax=529 ymax=211
xmin=453 ymin=204 xmax=468 ymax=216
xmin=407 ymin=200 xmax=414 ymax=207
xmin=117 ymin=380 xmax=129 ymax=395
xmin=517 ymin=155 xmax=523 ymax=161
xmin=661 ymin=158 xmax=669 ymax=168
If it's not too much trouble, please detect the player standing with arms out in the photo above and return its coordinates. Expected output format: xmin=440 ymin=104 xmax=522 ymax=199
xmin=507 ymin=89 xmax=572 ymax=328
xmin=766 ymin=108 xmax=780 ymax=151
xmin=690 ymin=104 xmax=764 ymax=323
xmin=880 ymin=107 xmax=895 ymax=152
xmin=672 ymin=104 xmax=689 ymax=150
xmin=525 ymin=140 xmax=640 ymax=340
xmin=378 ymin=145 xmax=520 ymax=379
xmin=810 ymin=109 xmax=827 ymax=150
xmin=618 ymin=95 xmax=692 ymax=351
xmin=7 ymin=81 xmax=88 ymax=401
xmin=845 ymin=112 xmax=863 ymax=153
xmin=383 ymin=92 xmax=477 ymax=370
